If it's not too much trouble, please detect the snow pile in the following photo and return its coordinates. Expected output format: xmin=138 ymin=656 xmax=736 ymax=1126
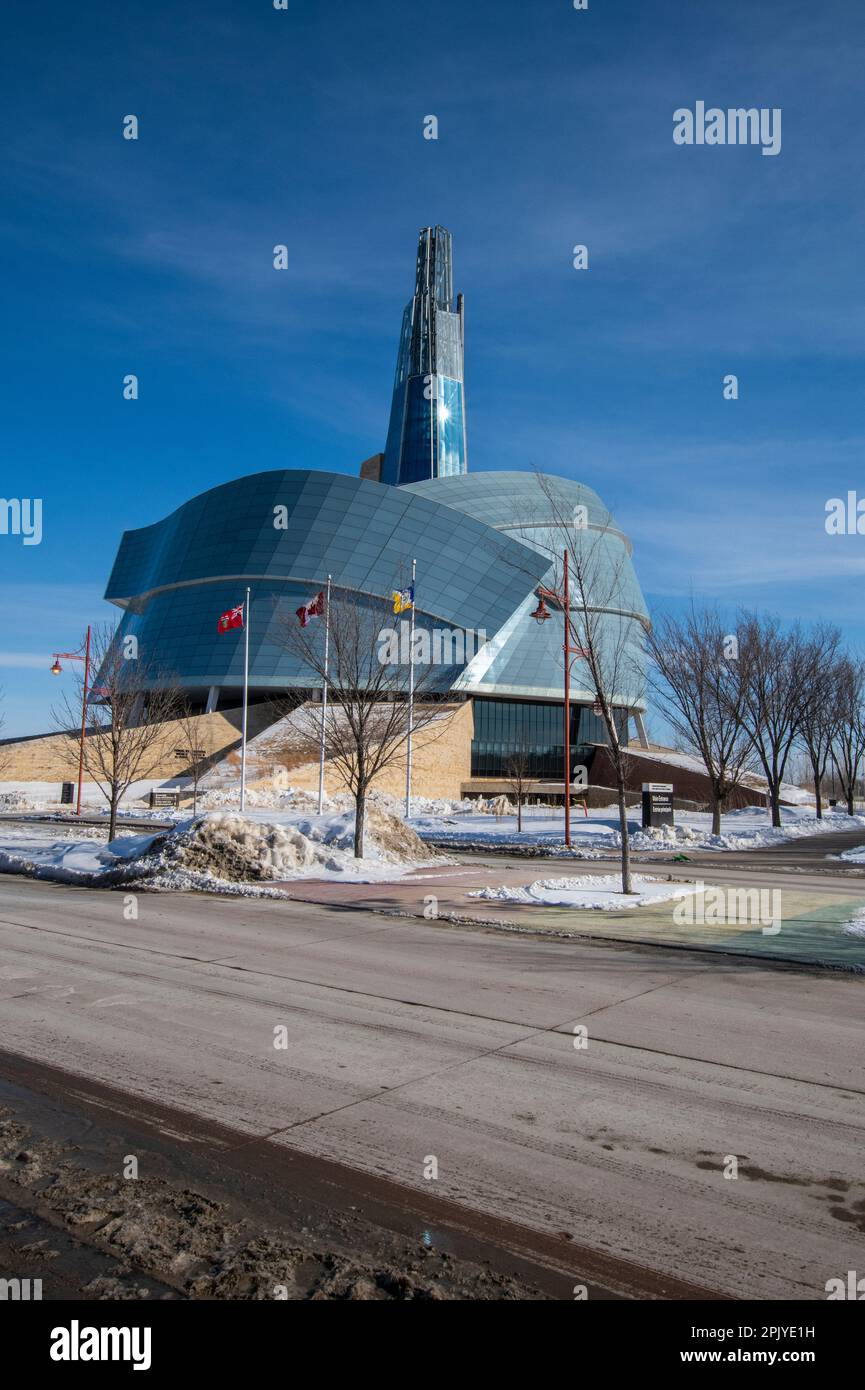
xmin=0 ymin=807 xmax=438 ymax=893
xmin=152 ymin=807 xmax=432 ymax=883
xmin=836 ymin=845 xmax=865 ymax=864
xmin=630 ymin=823 xmax=705 ymax=849
xmin=0 ymin=788 xmax=56 ymax=811
xmin=195 ymin=784 xmax=326 ymax=814
xmin=0 ymin=790 xmax=29 ymax=808
xmin=192 ymin=776 xmax=484 ymax=821
xmin=842 ymin=909 xmax=865 ymax=938
xmin=149 ymin=814 xmax=343 ymax=882
xmin=190 ymin=782 xmax=488 ymax=826
xmin=469 ymin=874 xmax=703 ymax=911
xmin=408 ymin=794 xmax=485 ymax=817
xmin=287 ymin=807 xmax=433 ymax=866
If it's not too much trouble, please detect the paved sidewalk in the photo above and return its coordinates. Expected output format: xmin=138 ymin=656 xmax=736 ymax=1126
xmin=278 ymin=862 xmax=865 ymax=971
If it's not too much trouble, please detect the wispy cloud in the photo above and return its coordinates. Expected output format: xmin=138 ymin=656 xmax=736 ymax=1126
xmin=0 ymin=651 xmax=55 ymax=670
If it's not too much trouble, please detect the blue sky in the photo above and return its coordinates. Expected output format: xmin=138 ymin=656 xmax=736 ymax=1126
xmin=2 ymin=0 xmax=864 ymax=738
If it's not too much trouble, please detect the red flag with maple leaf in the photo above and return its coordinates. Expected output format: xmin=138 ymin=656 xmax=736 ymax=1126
xmin=296 ymin=591 xmax=326 ymax=627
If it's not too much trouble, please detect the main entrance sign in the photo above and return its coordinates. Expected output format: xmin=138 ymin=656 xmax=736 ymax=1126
xmin=642 ymin=782 xmax=674 ymax=829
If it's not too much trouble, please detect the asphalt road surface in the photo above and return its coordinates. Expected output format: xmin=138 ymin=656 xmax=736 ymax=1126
xmin=0 ymin=873 xmax=863 ymax=1299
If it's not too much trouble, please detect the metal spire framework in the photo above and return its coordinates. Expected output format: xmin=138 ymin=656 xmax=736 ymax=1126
xmin=382 ymin=226 xmax=468 ymax=487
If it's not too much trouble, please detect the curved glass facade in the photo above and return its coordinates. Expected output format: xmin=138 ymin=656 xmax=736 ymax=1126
xmin=103 ymin=468 xmax=551 ymax=699
xmin=103 ymin=468 xmax=648 ymax=722
xmin=404 ymin=471 xmax=649 ymax=709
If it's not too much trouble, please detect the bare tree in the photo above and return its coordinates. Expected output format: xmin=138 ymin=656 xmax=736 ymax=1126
xmin=53 ymin=624 xmax=180 ymax=839
xmin=503 ymin=744 xmax=534 ymax=833
xmin=735 ymin=615 xmax=839 ymax=828
xmin=829 ymin=657 xmax=865 ymax=816
xmin=646 ymin=606 xmax=754 ymax=836
xmin=798 ymin=647 xmax=843 ymax=818
xmin=277 ymin=591 xmax=457 ymax=856
xmin=173 ymin=704 xmax=209 ymax=815
xmin=527 ymin=475 xmax=647 ymax=893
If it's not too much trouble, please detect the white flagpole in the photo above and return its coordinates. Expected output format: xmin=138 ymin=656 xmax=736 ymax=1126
xmin=404 ymin=558 xmax=416 ymax=820
xmin=318 ymin=575 xmax=331 ymax=815
xmin=240 ymin=586 xmax=250 ymax=813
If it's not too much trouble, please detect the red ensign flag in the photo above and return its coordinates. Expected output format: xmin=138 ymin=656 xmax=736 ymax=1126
xmin=217 ymin=603 xmax=244 ymax=633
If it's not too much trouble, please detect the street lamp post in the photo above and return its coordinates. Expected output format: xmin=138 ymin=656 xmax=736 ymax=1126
xmin=531 ymin=550 xmax=588 ymax=849
xmin=50 ymin=625 xmax=91 ymax=816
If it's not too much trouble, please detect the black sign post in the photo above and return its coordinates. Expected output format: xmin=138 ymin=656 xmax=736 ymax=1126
xmin=641 ymin=782 xmax=674 ymax=829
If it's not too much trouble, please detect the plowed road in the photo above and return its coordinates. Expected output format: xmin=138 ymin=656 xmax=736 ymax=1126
xmin=0 ymin=874 xmax=863 ymax=1299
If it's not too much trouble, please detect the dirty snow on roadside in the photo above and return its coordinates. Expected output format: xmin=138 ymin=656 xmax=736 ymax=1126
xmin=468 ymin=875 xmax=705 ymax=910
xmin=0 ymin=1106 xmax=537 ymax=1301
xmin=0 ymin=807 xmax=441 ymax=893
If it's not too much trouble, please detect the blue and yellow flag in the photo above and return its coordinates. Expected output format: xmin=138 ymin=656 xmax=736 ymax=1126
xmin=392 ymin=586 xmax=414 ymax=615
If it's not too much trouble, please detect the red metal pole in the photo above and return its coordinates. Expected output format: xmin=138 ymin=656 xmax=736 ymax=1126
xmin=563 ymin=549 xmax=571 ymax=849
xmin=76 ymin=625 xmax=91 ymax=816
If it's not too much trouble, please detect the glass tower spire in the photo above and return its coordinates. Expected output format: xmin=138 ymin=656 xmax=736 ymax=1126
xmin=382 ymin=226 xmax=468 ymax=486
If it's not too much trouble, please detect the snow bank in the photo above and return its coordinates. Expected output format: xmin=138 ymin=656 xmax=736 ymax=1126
xmin=0 ymin=807 xmax=438 ymax=893
xmin=193 ymin=782 xmax=481 ymax=820
xmin=632 ymin=810 xmax=865 ymax=852
xmin=0 ymin=829 xmax=163 ymax=886
xmin=413 ymin=805 xmax=865 ymax=854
